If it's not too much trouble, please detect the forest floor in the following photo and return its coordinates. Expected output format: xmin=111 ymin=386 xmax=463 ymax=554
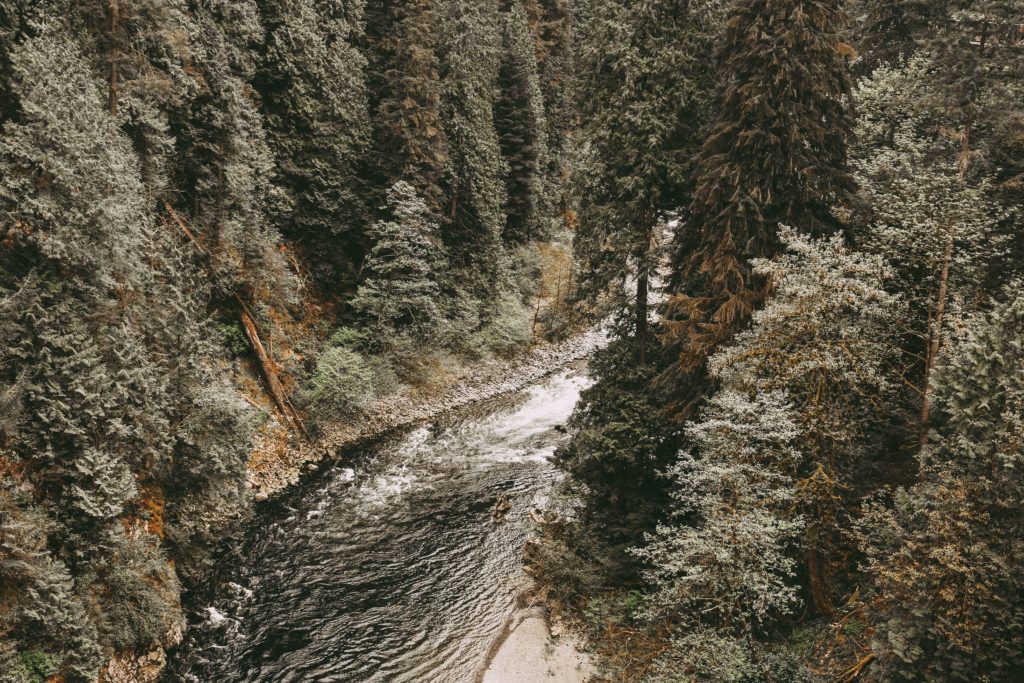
xmin=247 ymin=323 xmax=609 ymax=498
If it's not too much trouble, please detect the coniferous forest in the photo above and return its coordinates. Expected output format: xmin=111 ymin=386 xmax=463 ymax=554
xmin=0 ymin=0 xmax=1022 ymax=682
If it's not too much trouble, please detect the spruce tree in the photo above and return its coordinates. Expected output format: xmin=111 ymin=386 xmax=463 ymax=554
xmin=257 ymin=0 xmax=372 ymax=288
xmin=573 ymin=0 xmax=722 ymax=359
xmin=859 ymin=292 xmax=1024 ymax=681
xmin=175 ymin=0 xmax=295 ymax=306
xmin=664 ymin=0 xmax=855 ymax=409
xmin=495 ymin=3 xmax=549 ymax=245
xmin=352 ymin=181 xmax=446 ymax=340
xmin=373 ymin=0 xmax=450 ymax=214
xmin=437 ymin=0 xmax=507 ymax=296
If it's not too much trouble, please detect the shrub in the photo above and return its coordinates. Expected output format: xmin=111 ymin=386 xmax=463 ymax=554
xmin=302 ymin=345 xmax=375 ymax=422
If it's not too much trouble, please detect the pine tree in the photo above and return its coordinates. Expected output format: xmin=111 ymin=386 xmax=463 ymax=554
xmin=352 ymin=181 xmax=446 ymax=340
xmin=529 ymin=0 xmax=573 ymax=215
xmin=852 ymin=58 xmax=1010 ymax=446
xmin=373 ymin=0 xmax=450 ymax=214
xmin=495 ymin=3 xmax=549 ymax=245
xmin=857 ymin=0 xmax=949 ymax=69
xmin=257 ymin=0 xmax=372 ymax=287
xmin=573 ymin=0 xmax=723 ymax=359
xmin=437 ymin=0 xmax=507 ymax=296
xmin=664 ymin=0 xmax=855 ymax=410
xmin=175 ymin=0 xmax=295 ymax=306
xmin=859 ymin=292 xmax=1024 ymax=681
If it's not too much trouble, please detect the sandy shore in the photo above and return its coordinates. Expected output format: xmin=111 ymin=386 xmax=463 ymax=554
xmin=479 ymin=606 xmax=594 ymax=683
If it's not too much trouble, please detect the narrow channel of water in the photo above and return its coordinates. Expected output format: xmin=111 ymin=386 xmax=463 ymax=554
xmin=165 ymin=366 xmax=591 ymax=683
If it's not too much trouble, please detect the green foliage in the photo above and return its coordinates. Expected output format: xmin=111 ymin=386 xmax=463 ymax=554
xmin=573 ymin=0 xmax=722 ymax=309
xmin=495 ymin=3 xmax=550 ymax=244
xmin=257 ymin=0 xmax=372 ymax=286
xmin=463 ymin=291 xmax=534 ymax=358
xmin=664 ymin=0 xmax=855 ymax=406
xmin=437 ymin=0 xmax=507 ymax=296
xmin=353 ymin=181 xmax=447 ymax=340
xmin=219 ymin=321 xmax=250 ymax=357
xmin=302 ymin=343 xmax=376 ymax=423
xmin=554 ymin=336 xmax=681 ymax=570
xmin=373 ymin=0 xmax=450 ymax=212
xmin=858 ymin=293 xmax=1024 ymax=681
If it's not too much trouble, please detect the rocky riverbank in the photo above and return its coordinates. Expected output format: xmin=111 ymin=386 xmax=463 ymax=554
xmin=248 ymin=325 xmax=608 ymax=498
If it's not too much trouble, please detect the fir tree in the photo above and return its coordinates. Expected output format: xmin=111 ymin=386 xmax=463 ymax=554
xmin=373 ymin=0 xmax=450 ymax=214
xmin=175 ymin=0 xmax=295 ymax=306
xmin=859 ymin=292 xmax=1024 ymax=681
xmin=352 ymin=181 xmax=446 ymax=340
xmin=257 ymin=0 xmax=372 ymax=287
xmin=437 ymin=0 xmax=507 ymax=296
xmin=495 ymin=3 xmax=549 ymax=245
xmin=573 ymin=0 xmax=723 ymax=359
xmin=634 ymin=389 xmax=805 ymax=679
xmin=664 ymin=0 xmax=855 ymax=410
xmin=707 ymin=229 xmax=902 ymax=612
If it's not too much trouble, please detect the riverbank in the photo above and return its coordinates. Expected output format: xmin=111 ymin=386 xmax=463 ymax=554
xmin=248 ymin=325 xmax=608 ymax=498
xmin=479 ymin=602 xmax=594 ymax=683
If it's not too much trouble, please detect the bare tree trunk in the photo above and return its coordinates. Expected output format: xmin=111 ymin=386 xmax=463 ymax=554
xmin=238 ymin=307 xmax=300 ymax=432
xmin=109 ymin=0 xmax=119 ymax=116
xmin=636 ymin=223 xmax=652 ymax=365
xmin=920 ymin=223 xmax=955 ymax=448
xmin=636 ymin=254 xmax=649 ymax=365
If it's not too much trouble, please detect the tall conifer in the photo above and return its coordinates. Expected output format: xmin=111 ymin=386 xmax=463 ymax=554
xmin=664 ymin=0 xmax=855 ymax=409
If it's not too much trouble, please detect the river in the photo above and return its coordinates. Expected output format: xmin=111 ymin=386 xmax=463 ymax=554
xmin=164 ymin=365 xmax=591 ymax=683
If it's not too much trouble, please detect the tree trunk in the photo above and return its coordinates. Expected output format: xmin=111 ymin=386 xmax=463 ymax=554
xmin=238 ymin=306 xmax=302 ymax=433
xmin=920 ymin=223 xmax=955 ymax=448
xmin=163 ymin=202 xmax=306 ymax=437
xmin=636 ymin=256 xmax=649 ymax=365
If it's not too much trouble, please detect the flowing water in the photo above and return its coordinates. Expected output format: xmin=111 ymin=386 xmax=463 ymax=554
xmin=165 ymin=366 xmax=591 ymax=683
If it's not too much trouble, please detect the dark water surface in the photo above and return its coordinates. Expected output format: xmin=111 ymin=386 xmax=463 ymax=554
xmin=165 ymin=367 xmax=590 ymax=683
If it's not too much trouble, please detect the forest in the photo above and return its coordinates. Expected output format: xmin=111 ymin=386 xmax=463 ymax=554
xmin=0 ymin=0 xmax=1021 ymax=681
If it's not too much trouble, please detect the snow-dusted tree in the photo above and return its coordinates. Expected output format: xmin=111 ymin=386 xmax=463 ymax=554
xmin=708 ymin=229 xmax=902 ymax=612
xmin=858 ymin=291 xmax=1024 ymax=681
xmin=634 ymin=389 xmax=804 ymax=674
xmin=495 ymin=3 xmax=550 ymax=245
xmin=852 ymin=58 xmax=1010 ymax=445
xmin=353 ymin=182 xmax=446 ymax=340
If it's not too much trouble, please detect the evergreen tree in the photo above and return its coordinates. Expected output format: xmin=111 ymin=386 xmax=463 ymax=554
xmin=373 ymin=0 xmax=450 ymax=214
xmin=529 ymin=0 xmax=574 ymax=215
xmin=859 ymin=292 xmax=1024 ymax=681
xmin=257 ymin=0 xmax=372 ymax=288
xmin=175 ymin=0 xmax=295 ymax=306
xmin=664 ymin=0 xmax=855 ymax=410
xmin=634 ymin=389 xmax=804 ymax=679
xmin=437 ymin=0 xmax=507 ymax=296
xmin=707 ymin=229 xmax=902 ymax=612
xmin=573 ymin=0 xmax=722 ymax=358
xmin=495 ymin=3 xmax=549 ymax=245
xmin=352 ymin=181 xmax=446 ymax=340
xmin=857 ymin=0 xmax=949 ymax=69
